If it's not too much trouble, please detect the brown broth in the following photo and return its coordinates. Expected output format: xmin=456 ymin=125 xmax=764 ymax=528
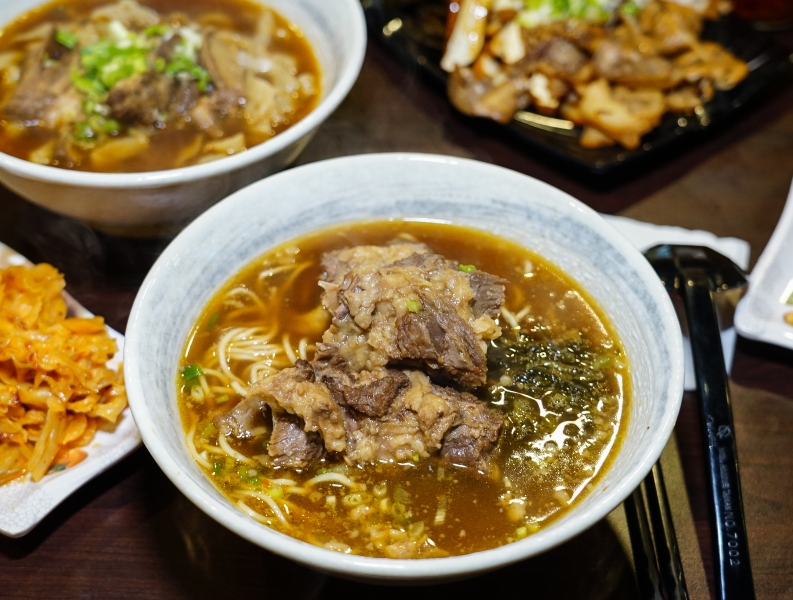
xmin=0 ymin=0 xmax=320 ymax=172
xmin=178 ymin=220 xmax=629 ymax=557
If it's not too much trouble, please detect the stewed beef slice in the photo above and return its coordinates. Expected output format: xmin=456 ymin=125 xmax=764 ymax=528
xmin=439 ymin=390 xmax=503 ymax=469
xmin=107 ymin=71 xmax=173 ymax=125
xmin=268 ymin=412 xmax=325 ymax=468
xmin=214 ymin=395 xmax=268 ymax=439
xmin=3 ymin=30 xmax=79 ymax=125
xmin=318 ymin=365 xmax=409 ymax=418
xmin=317 ymin=244 xmax=504 ymax=387
xmin=246 ymin=361 xmax=347 ymax=453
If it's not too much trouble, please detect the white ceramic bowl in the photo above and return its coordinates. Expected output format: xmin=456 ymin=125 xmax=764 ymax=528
xmin=0 ymin=0 xmax=365 ymax=235
xmin=125 ymin=154 xmax=684 ymax=583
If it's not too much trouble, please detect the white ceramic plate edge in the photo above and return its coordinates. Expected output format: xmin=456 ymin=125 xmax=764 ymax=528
xmin=735 ymin=179 xmax=793 ymax=349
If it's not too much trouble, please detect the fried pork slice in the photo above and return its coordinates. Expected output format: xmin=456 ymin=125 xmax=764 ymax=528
xmin=318 ymin=244 xmax=505 ymax=387
xmin=572 ymin=79 xmax=666 ymax=150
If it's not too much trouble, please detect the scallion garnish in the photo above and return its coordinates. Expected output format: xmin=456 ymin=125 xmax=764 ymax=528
xmin=406 ymin=299 xmax=423 ymax=313
xmin=459 ymin=264 xmax=476 ymax=273
xmin=55 ymin=30 xmax=79 ymax=49
xmin=181 ymin=363 xmax=204 ymax=381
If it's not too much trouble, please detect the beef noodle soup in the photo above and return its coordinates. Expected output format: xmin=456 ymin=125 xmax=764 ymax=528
xmin=179 ymin=221 xmax=629 ymax=558
xmin=0 ymin=0 xmax=320 ymax=172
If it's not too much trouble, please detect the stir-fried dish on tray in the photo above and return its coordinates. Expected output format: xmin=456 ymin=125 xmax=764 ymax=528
xmin=442 ymin=0 xmax=748 ymax=149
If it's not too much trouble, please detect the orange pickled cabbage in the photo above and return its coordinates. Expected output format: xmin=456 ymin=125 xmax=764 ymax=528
xmin=0 ymin=264 xmax=127 ymax=484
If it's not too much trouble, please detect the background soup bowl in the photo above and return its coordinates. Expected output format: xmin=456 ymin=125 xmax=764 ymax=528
xmin=125 ymin=153 xmax=684 ymax=583
xmin=0 ymin=0 xmax=365 ymax=235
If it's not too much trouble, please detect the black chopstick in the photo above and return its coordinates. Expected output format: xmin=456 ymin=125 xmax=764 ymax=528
xmin=625 ymin=485 xmax=664 ymax=600
xmin=644 ymin=245 xmax=756 ymax=600
xmin=625 ymin=462 xmax=690 ymax=600
xmin=643 ymin=464 xmax=689 ymax=600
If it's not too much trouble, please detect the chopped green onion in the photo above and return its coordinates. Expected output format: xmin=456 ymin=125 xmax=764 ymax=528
xmin=268 ymin=485 xmax=284 ymax=499
xmin=165 ymin=57 xmax=211 ymax=91
xmin=515 ymin=526 xmax=529 ymax=539
xmin=207 ymin=313 xmax=219 ymax=330
xmin=154 ymin=56 xmax=166 ymax=72
xmin=71 ymin=70 xmax=107 ymax=100
xmin=406 ymin=299 xmax=423 ymax=313
xmin=181 ymin=363 xmax=204 ymax=381
xmin=48 ymin=463 xmax=67 ymax=473
xmin=144 ymin=23 xmax=172 ymax=37
xmin=212 ymin=460 xmax=223 ymax=476
xmin=394 ymin=485 xmax=411 ymax=504
xmin=459 ymin=264 xmax=477 ymax=273
xmin=411 ymin=451 xmax=420 ymax=463
xmin=73 ymin=121 xmax=96 ymax=141
xmin=103 ymin=118 xmax=122 ymax=134
xmin=55 ymin=30 xmax=79 ymax=49
xmin=200 ymin=422 xmax=215 ymax=438
xmin=215 ymin=394 xmax=229 ymax=404
xmin=249 ymin=477 xmax=261 ymax=486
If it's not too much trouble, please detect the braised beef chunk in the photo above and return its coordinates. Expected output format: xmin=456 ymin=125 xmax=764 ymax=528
xmin=318 ymin=244 xmax=504 ymax=386
xmin=269 ymin=412 xmax=324 ymax=468
xmin=319 ymin=366 xmax=409 ymax=418
xmin=247 ymin=362 xmax=502 ymax=469
xmin=214 ymin=395 xmax=268 ymax=439
xmin=468 ymin=271 xmax=507 ymax=319
xmin=3 ymin=32 xmax=77 ymax=124
xmin=107 ymin=71 xmax=173 ymax=125
xmin=320 ymin=243 xmax=431 ymax=284
xmin=294 ymin=358 xmax=316 ymax=382
xmin=234 ymin=244 xmax=506 ymax=470
xmin=440 ymin=391 xmax=503 ymax=468
xmin=248 ymin=365 xmax=347 ymax=453
xmin=394 ymin=300 xmax=487 ymax=387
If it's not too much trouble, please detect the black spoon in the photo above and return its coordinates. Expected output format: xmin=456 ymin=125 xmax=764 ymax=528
xmin=644 ymin=245 xmax=755 ymax=600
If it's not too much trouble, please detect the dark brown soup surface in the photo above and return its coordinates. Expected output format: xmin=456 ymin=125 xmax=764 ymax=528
xmin=0 ymin=0 xmax=320 ymax=172
xmin=178 ymin=220 xmax=629 ymax=558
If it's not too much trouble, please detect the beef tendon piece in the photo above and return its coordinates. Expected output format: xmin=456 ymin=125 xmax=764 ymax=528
xmin=318 ymin=244 xmax=505 ymax=386
xmin=214 ymin=395 xmax=268 ymax=440
xmin=247 ymin=361 xmax=347 ymax=453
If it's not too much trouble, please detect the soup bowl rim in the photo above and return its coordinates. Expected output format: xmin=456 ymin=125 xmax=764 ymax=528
xmin=0 ymin=0 xmax=366 ymax=187
xmin=125 ymin=152 xmax=685 ymax=581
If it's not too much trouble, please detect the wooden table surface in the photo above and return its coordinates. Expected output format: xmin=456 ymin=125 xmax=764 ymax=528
xmin=2 ymin=29 xmax=793 ymax=600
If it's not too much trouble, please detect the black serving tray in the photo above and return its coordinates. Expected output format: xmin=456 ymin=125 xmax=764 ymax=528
xmin=363 ymin=0 xmax=793 ymax=175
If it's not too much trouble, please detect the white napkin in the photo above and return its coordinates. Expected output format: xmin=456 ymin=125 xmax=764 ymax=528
xmin=603 ymin=215 xmax=751 ymax=392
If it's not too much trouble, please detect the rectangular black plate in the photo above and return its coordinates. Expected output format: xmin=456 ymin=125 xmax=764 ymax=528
xmin=363 ymin=0 xmax=792 ymax=175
